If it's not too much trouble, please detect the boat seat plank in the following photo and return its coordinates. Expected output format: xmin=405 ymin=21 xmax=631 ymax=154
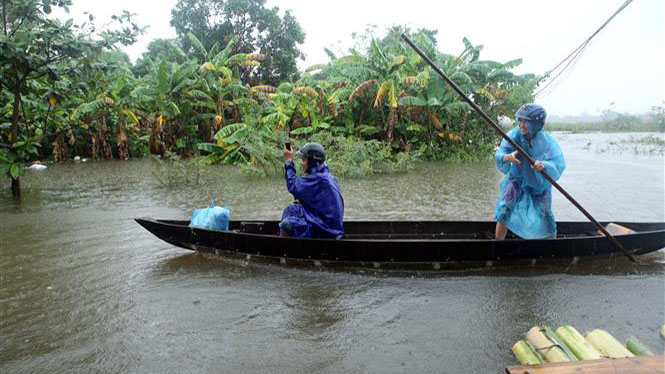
xmin=505 ymin=355 xmax=664 ymax=374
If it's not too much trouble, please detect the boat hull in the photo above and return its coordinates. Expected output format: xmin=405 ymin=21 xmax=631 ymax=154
xmin=135 ymin=219 xmax=665 ymax=269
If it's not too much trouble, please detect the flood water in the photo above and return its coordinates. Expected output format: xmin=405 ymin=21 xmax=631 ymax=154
xmin=1 ymin=132 xmax=664 ymax=373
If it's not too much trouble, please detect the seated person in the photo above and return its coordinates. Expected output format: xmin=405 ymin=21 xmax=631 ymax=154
xmin=280 ymin=142 xmax=344 ymax=239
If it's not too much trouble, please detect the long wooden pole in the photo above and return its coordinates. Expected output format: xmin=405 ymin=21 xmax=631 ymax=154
xmin=401 ymin=34 xmax=637 ymax=262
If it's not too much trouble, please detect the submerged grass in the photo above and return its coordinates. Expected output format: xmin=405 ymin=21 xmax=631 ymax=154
xmin=151 ymin=156 xmax=204 ymax=187
xmin=310 ymin=133 xmax=418 ymax=178
xmin=599 ymin=135 xmax=665 ymax=156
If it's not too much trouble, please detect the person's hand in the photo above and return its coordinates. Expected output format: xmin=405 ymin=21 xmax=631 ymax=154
xmin=504 ymin=150 xmax=520 ymax=165
xmin=532 ymin=161 xmax=544 ymax=171
xmin=284 ymin=146 xmax=293 ymax=161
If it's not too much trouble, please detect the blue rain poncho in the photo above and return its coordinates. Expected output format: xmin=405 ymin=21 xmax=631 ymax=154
xmin=495 ymin=126 xmax=565 ymax=239
xmin=280 ymin=160 xmax=345 ymax=239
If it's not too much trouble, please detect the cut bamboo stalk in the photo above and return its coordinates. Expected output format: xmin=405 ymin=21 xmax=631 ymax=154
xmin=555 ymin=325 xmax=602 ymax=360
xmin=585 ymin=329 xmax=634 ymax=358
xmin=512 ymin=340 xmax=544 ymax=365
xmin=526 ymin=326 xmax=571 ymax=363
xmin=625 ymin=336 xmax=654 ymax=356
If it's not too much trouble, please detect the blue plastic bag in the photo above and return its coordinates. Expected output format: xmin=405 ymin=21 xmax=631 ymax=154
xmin=189 ymin=200 xmax=231 ymax=231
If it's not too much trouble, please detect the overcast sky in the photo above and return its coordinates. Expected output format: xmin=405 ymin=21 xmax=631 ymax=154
xmin=54 ymin=0 xmax=664 ymax=116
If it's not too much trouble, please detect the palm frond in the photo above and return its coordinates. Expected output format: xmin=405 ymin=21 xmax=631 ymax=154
xmin=238 ymin=60 xmax=260 ymax=67
xmin=341 ymin=66 xmax=377 ymax=79
xmin=172 ymin=78 xmax=197 ymax=95
xmin=189 ymin=90 xmax=213 ymax=101
xmin=157 ymin=60 xmax=169 ymax=95
xmin=172 ymin=43 xmax=187 ymax=61
xmin=214 ymin=123 xmax=247 ymax=140
xmin=450 ymin=71 xmax=473 ymax=85
xmin=327 ymin=97 xmax=338 ymax=117
xmin=199 ymin=62 xmax=216 ymax=74
xmin=443 ymin=101 xmax=472 ymax=112
xmin=198 ymin=142 xmax=226 ymax=153
xmin=73 ymin=99 xmax=105 ymax=119
xmin=403 ymin=76 xmax=417 ymax=85
xmin=415 ymin=71 xmax=430 ymax=86
xmin=290 ymin=126 xmax=316 ymax=135
xmin=226 ymin=83 xmax=250 ymax=95
xmin=245 ymin=53 xmax=266 ymax=62
xmin=330 ymin=87 xmax=351 ymax=102
xmin=305 ymin=64 xmax=326 ymax=72
xmin=165 ymin=102 xmax=181 ymax=117
xmin=388 ymin=55 xmax=406 ymax=73
xmin=293 ymin=86 xmax=318 ymax=97
xmin=261 ymin=112 xmax=289 ymax=127
xmin=122 ymin=109 xmax=139 ymax=125
xmin=476 ymin=87 xmax=496 ymax=101
xmin=373 ymin=81 xmax=388 ymax=108
xmin=187 ymin=32 xmax=208 ymax=58
xmin=251 ymin=85 xmax=277 ymax=94
xmin=488 ymin=69 xmax=514 ymax=81
xmin=335 ymin=55 xmax=364 ymax=66
xmin=349 ymin=80 xmax=377 ymax=102
xmin=213 ymin=35 xmax=239 ymax=64
xmin=324 ymin=48 xmax=337 ymax=61
xmin=398 ymin=96 xmax=427 ymax=107
xmin=207 ymin=42 xmax=221 ymax=61
xmin=226 ymin=53 xmax=248 ymax=65
xmin=502 ymin=58 xmax=523 ymax=69
xmin=429 ymin=112 xmax=443 ymax=131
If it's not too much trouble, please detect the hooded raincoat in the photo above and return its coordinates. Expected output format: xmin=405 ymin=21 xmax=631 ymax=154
xmin=495 ymin=126 xmax=565 ymax=239
xmin=280 ymin=160 xmax=344 ymax=239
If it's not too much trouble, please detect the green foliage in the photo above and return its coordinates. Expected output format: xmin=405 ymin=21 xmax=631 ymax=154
xmin=0 ymin=135 xmax=41 ymax=179
xmin=310 ymin=132 xmax=417 ymax=178
xmin=0 ymin=0 xmax=143 ymax=198
xmin=151 ymin=156 xmax=203 ymax=187
xmin=1 ymin=13 xmax=545 ymax=192
xmin=170 ymin=0 xmax=305 ymax=84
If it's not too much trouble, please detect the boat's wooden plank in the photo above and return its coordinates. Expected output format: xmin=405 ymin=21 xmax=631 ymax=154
xmin=505 ymin=355 xmax=664 ymax=374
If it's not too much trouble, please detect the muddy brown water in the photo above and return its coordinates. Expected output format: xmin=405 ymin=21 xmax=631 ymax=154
xmin=1 ymin=132 xmax=664 ymax=373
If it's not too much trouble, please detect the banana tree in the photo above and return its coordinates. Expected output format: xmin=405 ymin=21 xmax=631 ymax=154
xmin=73 ymin=69 xmax=140 ymax=159
xmin=192 ymin=33 xmax=258 ymax=140
xmin=258 ymin=79 xmax=332 ymax=137
xmin=198 ymin=97 xmax=281 ymax=173
xmin=346 ymin=39 xmax=416 ymax=144
xmin=129 ymin=58 xmax=193 ymax=154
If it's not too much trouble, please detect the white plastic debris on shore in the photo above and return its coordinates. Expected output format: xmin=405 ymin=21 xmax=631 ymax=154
xmin=27 ymin=163 xmax=47 ymax=170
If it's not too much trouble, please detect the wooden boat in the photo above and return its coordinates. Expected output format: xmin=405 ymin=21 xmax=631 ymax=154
xmin=135 ymin=219 xmax=665 ymax=269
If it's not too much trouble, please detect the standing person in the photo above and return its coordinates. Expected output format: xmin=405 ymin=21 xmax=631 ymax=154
xmin=494 ymin=104 xmax=566 ymax=240
xmin=280 ymin=142 xmax=345 ymax=239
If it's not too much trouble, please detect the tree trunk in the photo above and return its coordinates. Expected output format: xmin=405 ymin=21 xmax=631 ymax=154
xmin=10 ymin=74 xmax=23 ymax=200
xmin=11 ymin=177 xmax=20 ymax=202
xmin=385 ymin=107 xmax=396 ymax=144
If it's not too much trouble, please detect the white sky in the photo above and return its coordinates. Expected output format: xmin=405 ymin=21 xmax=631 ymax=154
xmin=54 ymin=0 xmax=664 ymax=116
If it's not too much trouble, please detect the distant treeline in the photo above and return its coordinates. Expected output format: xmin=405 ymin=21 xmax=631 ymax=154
xmin=548 ymin=108 xmax=665 ymax=132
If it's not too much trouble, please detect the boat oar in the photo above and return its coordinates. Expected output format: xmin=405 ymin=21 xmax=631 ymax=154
xmin=401 ymin=34 xmax=638 ymax=262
